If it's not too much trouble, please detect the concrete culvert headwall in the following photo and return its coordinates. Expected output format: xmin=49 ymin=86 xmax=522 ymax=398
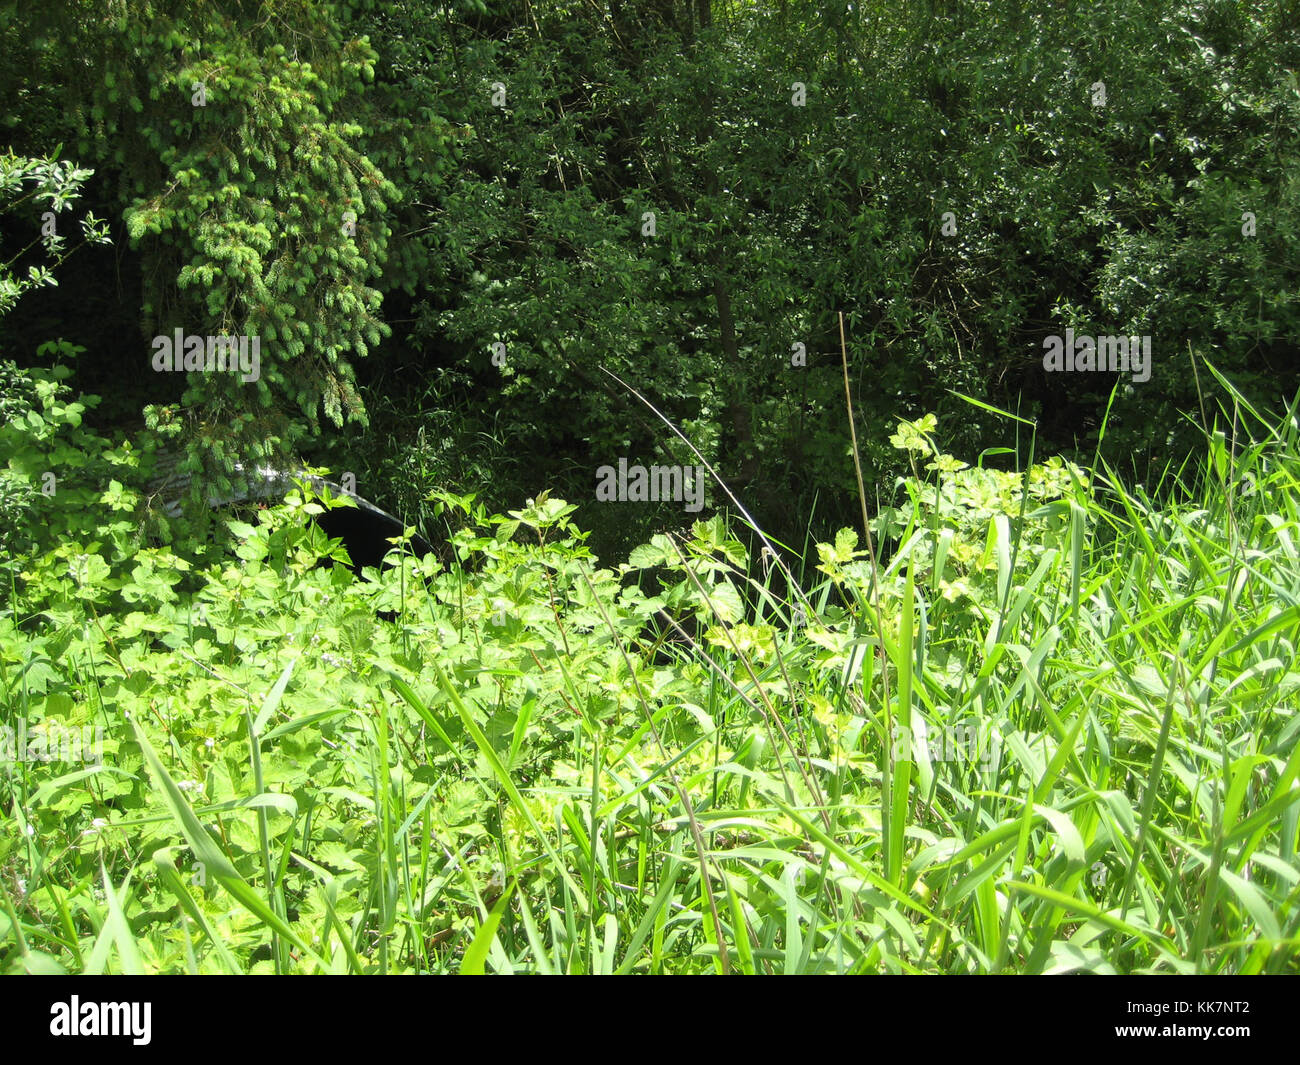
xmin=145 ymin=449 xmax=434 ymax=574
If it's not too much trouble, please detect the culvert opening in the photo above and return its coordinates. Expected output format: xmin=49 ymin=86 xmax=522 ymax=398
xmin=145 ymin=450 xmax=434 ymax=578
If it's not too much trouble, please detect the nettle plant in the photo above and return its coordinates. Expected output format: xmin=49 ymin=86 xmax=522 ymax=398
xmin=620 ymin=517 xmax=817 ymax=717
xmin=821 ymin=414 xmax=1093 ymax=633
xmin=421 ymin=490 xmax=658 ymax=666
xmin=0 ymin=341 xmax=143 ymax=568
xmin=624 ymin=516 xmax=749 ymax=634
xmin=0 ymin=360 xmax=42 ymax=561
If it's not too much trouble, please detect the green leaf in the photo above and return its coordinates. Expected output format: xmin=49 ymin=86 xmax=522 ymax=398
xmin=459 ymin=882 xmax=516 ymax=975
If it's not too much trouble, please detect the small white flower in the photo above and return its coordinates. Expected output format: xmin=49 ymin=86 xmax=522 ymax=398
xmin=205 ymin=738 xmax=214 ymax=749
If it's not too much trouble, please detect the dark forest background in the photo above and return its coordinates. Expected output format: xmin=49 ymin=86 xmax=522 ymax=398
xmin=3 ymin=0 xmax=1298 ymax=562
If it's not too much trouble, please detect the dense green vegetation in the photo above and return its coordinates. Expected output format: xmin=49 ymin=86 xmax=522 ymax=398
xmin=4 ymin=356 xmax=1299 ymax=973
xmin=2 ymin=0 xmax=1299 ymax=974
xmin=5 ymin=0 xmax=1299 ymax=551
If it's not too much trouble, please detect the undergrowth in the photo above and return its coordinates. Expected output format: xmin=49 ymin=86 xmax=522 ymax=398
xmin=2 ymin=356 xmax=1298 ymax=973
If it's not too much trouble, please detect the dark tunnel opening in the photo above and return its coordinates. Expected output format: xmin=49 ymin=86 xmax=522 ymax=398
xmin=311 ymin=494 xmax=434 ymax=576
